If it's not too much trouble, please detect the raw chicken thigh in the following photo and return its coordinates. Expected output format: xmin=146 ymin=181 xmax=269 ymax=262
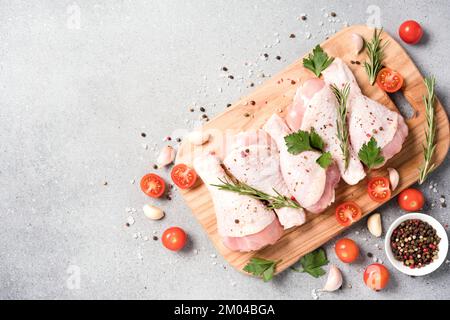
xmin=286 ymin=78 xmax=366 ymax=185
xmin=193 ymin=154 xmax=283 ymax=252
xmin=224 ymin=130 xmax=306 ymax=229
xmin=322 ymin=58 xmax=408 ymax=167
xmin=263 ymin=114 xmax=340 ymax=214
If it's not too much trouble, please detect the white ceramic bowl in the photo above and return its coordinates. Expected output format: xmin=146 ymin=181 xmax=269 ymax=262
xmin=384 ymin=213 xmax=448 ymax=276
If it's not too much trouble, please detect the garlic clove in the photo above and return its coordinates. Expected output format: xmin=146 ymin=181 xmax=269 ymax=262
xmin=387 ymin=168 xmax=399 ymax=191
xmin=351 ymin=33 xmax=364 ymax=55
xmin=367 ymin=213 xmax=382 ymax=237
xmin=157 ymin=146 xmax=176 ymax=167
xmin=143 ymin=204 xmax=165 ymax=220
xmin=188 ymin=131 xmax=210 ymax=146
xmin=322 ymin=265 xmax=343 ymax=292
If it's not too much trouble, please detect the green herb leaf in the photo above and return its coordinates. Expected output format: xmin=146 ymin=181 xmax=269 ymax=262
xmin=364 ymin=28 xmax=388 ymax=85
xmin=418 ymin=76 xmax=437 ymax=184
xmin=358 ymin=137 xmax=385 ymax=169
xmin=284 ymin=130 xmax=312 ymax=155
xmin=309 ymin=128 xmax=325 ymax=151
xmin=303 ymin=45 xmax=335 ymax=77
xmin=243 ymin=258 xmax=280 ymax=282
xmin=211 ymin=178 xmax=302 ymax=210
xmin=292 ymin=248 xmax=329 ymax=278
xmin=316 ymin=151 xmax=333 ymax=169
xmin=330 ymin=83 xmax=351 ymax=169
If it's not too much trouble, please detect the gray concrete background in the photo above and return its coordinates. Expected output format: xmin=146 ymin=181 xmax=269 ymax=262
xmin=0 ymin=0 xmax=449 ymax=300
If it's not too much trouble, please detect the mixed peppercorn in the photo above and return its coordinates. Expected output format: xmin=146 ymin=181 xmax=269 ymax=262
xmin=391 ymin=219 xmax=441 ymax=269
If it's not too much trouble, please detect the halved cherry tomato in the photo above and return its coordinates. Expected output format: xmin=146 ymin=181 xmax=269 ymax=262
xmin=171 ymin=164 xmax=197 ymax=189
xmin=335 ymin=238 xmax=360 ymax=263
xmin=162 ymin=226 xmax=187 ymax=251
xmin=335 ymin=201 xmax=362 ymax=227
xmin=399 ymin=20 xmax=423 ymax=45
xmin=367 ymin=177 xmax=391 ymax=202
xmin=376 ymin=68 xmax=404 ymax=93
xmin=363 ymin=263 xmax=390 ymax=291
xmin=140 ymin=173 xmax=165 ymax=198
xmin=398 ymin=188 xmax=425 ymax=212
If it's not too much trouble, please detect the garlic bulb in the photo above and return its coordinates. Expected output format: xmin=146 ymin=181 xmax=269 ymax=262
xmin=157 ymin=145 xmax=176 ymax=167
xmin=143 ymin=204 xmax=165 ymax=220
xmin=367 ymin=213 xmax=382 ymax=237
xmin=352 ymin=33 xmax=364 ymax=55
xmin=322 ymin=265 xmax=343 ymax=292
xmin=188 ymin=131 xmax=210 ymax=146
xmin=388 ymin=168 xmax=399 ymax=191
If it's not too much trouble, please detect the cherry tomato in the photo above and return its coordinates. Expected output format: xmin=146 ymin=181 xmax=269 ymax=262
xmin=162 ymin=226 xmax=187 ymax=251
xmin=363 ymin=263 xmax=390 ymax=291
xmin=335 ymin=238 xmax=360 ymax=263
xmin=171 ymin=163 xmax=197 ymax=189
xmin=140 ymin=173 xmax=165 ymax=198
xmin=399 ymin=20 xmax=423 ymax=45
xmin=398 ymin=188 xmax=425 ymax=212
xmin=335 ymin=201 xmax=362 ymax=227
xmin=367 ymin=176 xmax=391 ymax=202
xmin=376 ymin=68 xmax=404 ymax=93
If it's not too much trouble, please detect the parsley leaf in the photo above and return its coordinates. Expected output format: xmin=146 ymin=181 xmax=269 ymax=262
xmin=243 ymin=258 xmax=280 ymax=282
xmin=316 ymin=151 xmax=333 ymax=169
xmin=358 ymin=137 xmax=385 ymax=169
xmin=291 ymin=248 xmax=329 ymax=278
xmin=285 ymin=129 xmax=333 ymax=169
xmin=309 ymin=128 xmax=325 ymax=151
xmin=284 ymin=130 xmax=311 ymax=155
xmin=303 ymin=45 xmax=335 ymax=77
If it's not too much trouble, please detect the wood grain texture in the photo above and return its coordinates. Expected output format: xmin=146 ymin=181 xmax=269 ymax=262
xmin=175 ymin=25 xmax=449 ymax=276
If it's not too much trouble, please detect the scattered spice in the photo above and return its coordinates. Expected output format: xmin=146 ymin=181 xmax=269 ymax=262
xmin=222 ymin=66 xmax=228 ymax=72
xmin=250 ymin=100 xmax=256 ymax=105
xmin=289 ymin=33 xmax=296 ymax=38
xmin=391 ymin=219 xmax=441 ymax=269
xmin=153 ymin=164 xmax=158 ymax=170
xmin=152 ymin=236 xmax=158 ymax=241
xmin=330 ymin=12 xmax=337 ymax=17
xmin=263 ymin=53 xmax=269 ymax=58
xmin=189 ymin=108 xmax=194 ymax=112
xmin=200 ymin=107 xmax=206 ymax=112
xmin=202 ymin=114 xmax=208 ymax=119
xmin=176 ymin=137 xmax=182 ymax=143
xmin=103 ymin=181 xmax=108 ymax=186
xmin=301 ymin=15 xmax=307 ymax=21
xmin=228 ymin=75 xmax=234 ymax=80
xmin=291 ymin=80 xmax=296 ymax=85
xmin=244 ymin=113 xmax=250 ymax=117
xmin=141 ymin=132 xmax=147 ymax=137
xmin=276 ymin=56 xmax=281 ymax=60
xmin=226 ymin=103 xmax=231 ymax=108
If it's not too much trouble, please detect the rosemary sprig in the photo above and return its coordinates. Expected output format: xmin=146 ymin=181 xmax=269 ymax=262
xmin=211 ymin=178 xmax=301 ymax=210
xmin=364 ymin=28 xmax=388 ymax=85
xmin=418 ymin=76 xmax=437 ymax=185
xmin=330 ymin=83 xmax=351 ymax=169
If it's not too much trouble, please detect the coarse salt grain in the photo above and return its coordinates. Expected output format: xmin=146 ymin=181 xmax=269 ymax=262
xmin=127 ymin=216 xmax=135 ymax=225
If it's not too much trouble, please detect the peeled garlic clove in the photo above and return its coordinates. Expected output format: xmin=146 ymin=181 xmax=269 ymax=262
xmin=387 ymin=168 xmax=399 ymax=191
xmin=157 ymin=146 xmax=176 ymax=167
xmin=188 ymin=131 xmax=210 ymax=146
xmin=367 ymin=213 xmax=382 ymax=237
xmin=352 ymin=33 xmax=364 ymax=55
xmin=322 ymin=265 xmax=343 ymax=292
xmin=143 ymin=204 xmax=164 ymax=220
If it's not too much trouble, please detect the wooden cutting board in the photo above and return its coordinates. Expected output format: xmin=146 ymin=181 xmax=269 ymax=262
xmin=175 ymin=25 xmax=449 ymax=275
